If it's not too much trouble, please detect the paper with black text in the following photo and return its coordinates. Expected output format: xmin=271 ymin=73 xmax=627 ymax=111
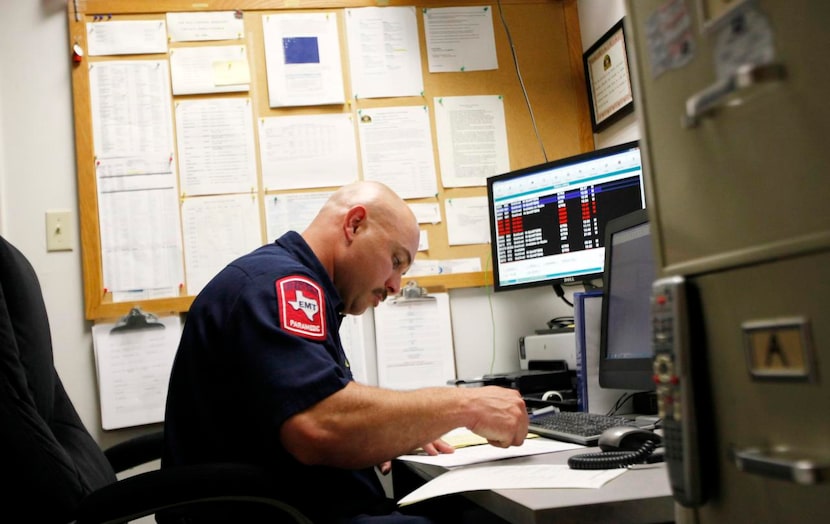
xmin=374 ymin=292 xmax=455 ymax=390
xmin=399 ymin=435 xmax=581 ymax=468
xmin=92 ymin=315 xmax=182 ymax=430
xmin=398 ymin=465 xmax=627 ymax=506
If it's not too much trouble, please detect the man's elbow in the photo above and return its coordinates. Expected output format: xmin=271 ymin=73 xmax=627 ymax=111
xmin=281 ymin=415 xmax=334 ymax=466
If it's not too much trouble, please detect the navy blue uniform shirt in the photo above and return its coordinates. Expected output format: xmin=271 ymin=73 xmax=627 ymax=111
xmin=162 ymin=232 xmax=387 ymax=521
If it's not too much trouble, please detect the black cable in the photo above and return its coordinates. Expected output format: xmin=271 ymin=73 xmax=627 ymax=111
xmin=547 ymin=315 xmax=574 ymax=330
xmin=552 ymin=284 xmax=573 ymax=307
xmin=496 ymin=0 xmax=548 ymax=162
xmin=568 ymin=440 xmax=659 ymax=470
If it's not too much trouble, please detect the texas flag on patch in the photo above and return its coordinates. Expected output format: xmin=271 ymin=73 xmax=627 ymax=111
xmin=276 ymin=276 xmax=326 ymax=340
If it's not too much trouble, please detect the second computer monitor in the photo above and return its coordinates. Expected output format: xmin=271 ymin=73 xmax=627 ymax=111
xmin=598 ymin=208 xmax=656 ymax=392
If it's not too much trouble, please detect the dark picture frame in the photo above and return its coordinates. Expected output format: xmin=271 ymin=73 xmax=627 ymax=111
xmin=583 ymin=18 xmax=634 ymax=132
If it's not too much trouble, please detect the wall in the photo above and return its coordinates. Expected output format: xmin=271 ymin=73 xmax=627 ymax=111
xmin=577 ymin=0 xmax=639 ymax=147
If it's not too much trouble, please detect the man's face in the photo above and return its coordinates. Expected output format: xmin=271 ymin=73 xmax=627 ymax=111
xmin=339 ymin=215 xmax=418 ymax=315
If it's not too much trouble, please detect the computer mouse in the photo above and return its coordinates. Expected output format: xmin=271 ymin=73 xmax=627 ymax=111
xmin=598 ymin=426 xmax=662 ymax=452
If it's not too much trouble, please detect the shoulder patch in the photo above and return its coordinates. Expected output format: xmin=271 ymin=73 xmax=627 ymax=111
xmin=276 ymin=276 xmax=326 ymax=340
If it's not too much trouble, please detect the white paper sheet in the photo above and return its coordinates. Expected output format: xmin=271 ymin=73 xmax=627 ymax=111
xmin=339 ymin=312 xmax=376 ymax=386
xmin=262 ymin=12 xmax=345 ymax=107
xmin=88 ymin=60 xmax=174 ymax=159
xmin=175 ymin=98 xmax=257 ymax=196
xmin=166 ymin=11 xmax=244 ymax=42
xmin=408 ymin=203 xmax=442 ymax=224
xmin=95 ymin=159 xmax=184 ymax=296
xmin=398 ymin=465 xmax=628 ymax=506
xmin=169 ymin=45 xmax=250 ymax=95
xmin=374 ymin=293 xmax=455 ymax=390
xmin=434 ymin=95 xmax=510 ymax=187
xmin=264 ymin=190 xmax=334 ymax=242
xmin=406 ymin=258 xmax=483 ymax=278
xmin=399 ymin=436 xmax=581 ymax=468
xmin=357 ymin=106 xmax=438 ymax=199
xmin=87 ymin=20 xmax=168 ymax=56
xmin=418 ymin=230 xmax=429 ymax=251
xmin=345 ymin=6 xmax=424 ymax=99
xmin=259 ymin=113 xmax=359 ymax=190
xmin=445 ymin=196 xmax=490 ymax=245
xmin=423 ymin=6 xmax=498 ymax=73
xmin=181 ymin=194 xmax=262 ymax=295
xmin=92 ymin=315 xmax=182 ymax=430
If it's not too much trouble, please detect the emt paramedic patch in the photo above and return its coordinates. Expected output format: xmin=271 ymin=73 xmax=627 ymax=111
xmin=276 ymin=276 xmax=326 ymax=340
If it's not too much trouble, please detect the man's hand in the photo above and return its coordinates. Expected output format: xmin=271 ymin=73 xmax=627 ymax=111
xmin=420 ymin=437 xmax=455 ymax=456
xmin=465 ymin=386 xmax=528 ymax=448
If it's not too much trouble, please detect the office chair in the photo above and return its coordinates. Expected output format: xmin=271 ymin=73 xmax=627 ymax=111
xmin=0 ymin=235 xmax=312 ymax=523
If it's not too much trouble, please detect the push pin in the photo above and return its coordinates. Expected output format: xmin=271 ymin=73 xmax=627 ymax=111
xmin=72 ymin=43 xmax=84 ymax=64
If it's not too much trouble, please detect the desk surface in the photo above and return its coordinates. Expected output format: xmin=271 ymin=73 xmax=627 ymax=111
xmin=401 ymin=446 xmax=675 ymax=524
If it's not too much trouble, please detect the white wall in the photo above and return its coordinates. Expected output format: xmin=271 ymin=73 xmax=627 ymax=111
xmin=0 ymin=0 xmax=134 ymax=447
xmin=578 ymin=0 xmax=640 ymax=148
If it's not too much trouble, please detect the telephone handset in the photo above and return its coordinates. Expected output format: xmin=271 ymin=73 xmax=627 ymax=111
xmin=567 ymin=426 xmax=663 ymax=470
xmin=652 ymin=276 xmax=709 ymax=507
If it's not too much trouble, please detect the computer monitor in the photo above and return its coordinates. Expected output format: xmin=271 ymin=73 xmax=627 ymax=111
xmin=598 ymin=208 xmax=656 ymax=392
xmin=486 ymin=141 xmax=645 ymax=292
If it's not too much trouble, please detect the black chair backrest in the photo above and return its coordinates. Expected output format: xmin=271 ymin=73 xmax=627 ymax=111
xmin=0 ymin=236 xmax=115 ymax=521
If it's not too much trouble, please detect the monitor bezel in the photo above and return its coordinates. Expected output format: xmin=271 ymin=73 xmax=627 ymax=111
xmin=486 ymin=140 xmax=643 ymax=293
xmin=597 ymin=208 xmax=656 ymax=392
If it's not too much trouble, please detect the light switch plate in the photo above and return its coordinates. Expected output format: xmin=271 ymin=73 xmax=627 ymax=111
xmin=46 ymin=210 xmax=73 ymax=252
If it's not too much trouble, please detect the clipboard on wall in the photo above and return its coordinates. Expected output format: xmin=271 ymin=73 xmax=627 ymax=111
xmin=91 ymin=307 xmax=182 ymax=430
xmin=374 ymin=282 xmax=456 ymax=390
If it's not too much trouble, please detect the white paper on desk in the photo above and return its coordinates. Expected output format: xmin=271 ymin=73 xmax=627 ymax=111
xmin=374 ymin=293 xmax=455 ymax=390
xmin=399 ymin=436 xmax=581 ymax=468
xmin=398 ymin=464 xmax=627 ymax=506
xmin=92 ymin=315 xmax=182 ymax=430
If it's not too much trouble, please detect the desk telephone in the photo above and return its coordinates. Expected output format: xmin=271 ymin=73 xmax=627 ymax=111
xmin=568 ymin=426 xmax=664 ymax=469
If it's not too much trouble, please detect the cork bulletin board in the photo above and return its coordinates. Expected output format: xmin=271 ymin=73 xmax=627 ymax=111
xmin=67 ymin=0 xmax=592 ymax=320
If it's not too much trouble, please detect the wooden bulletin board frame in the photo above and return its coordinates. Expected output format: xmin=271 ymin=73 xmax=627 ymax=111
xmin=67 ymin=0 xmax=592 ymax=320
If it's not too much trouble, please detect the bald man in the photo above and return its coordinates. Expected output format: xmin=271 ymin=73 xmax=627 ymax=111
xmin=162 ymin=181 xmax=527 ymax=523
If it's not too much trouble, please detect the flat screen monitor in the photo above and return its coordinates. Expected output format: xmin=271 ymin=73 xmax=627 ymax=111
xmin=487 ymin=141 xmax=645 ymax=292
xmin=598 ymin=209 xmax=656 ymax=392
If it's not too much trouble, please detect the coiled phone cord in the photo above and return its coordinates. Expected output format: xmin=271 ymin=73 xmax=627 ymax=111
xmin=567 ymin=439 xmax=659 ymax=470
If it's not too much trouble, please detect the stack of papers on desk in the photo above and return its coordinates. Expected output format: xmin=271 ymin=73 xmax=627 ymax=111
xmin=400 ymin=430 xmax=581 ymax=468
xmin=398 ymin=465 xmax=627 ymax=506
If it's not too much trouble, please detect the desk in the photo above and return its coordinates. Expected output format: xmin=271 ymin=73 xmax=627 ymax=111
xmin=396 ymin=446 xmax=675 ymax=524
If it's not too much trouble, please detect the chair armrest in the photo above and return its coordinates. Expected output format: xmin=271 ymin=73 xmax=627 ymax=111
xmin=74 ymin=462 xmax=312 ymax=524
xmin=103 ymin=431 xmax=164 ymax=473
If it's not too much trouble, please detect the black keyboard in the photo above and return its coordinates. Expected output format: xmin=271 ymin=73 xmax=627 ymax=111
xmin=528 ymin=411 xmax=641 ymax=446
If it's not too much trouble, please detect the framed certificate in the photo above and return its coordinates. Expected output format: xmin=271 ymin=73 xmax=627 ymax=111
xmin=583 ymin=19 xmax=634 ymax=132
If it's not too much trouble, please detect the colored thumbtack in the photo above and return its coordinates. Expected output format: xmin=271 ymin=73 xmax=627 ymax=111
xmin=72 ymin=43 xmax=84 ymax=63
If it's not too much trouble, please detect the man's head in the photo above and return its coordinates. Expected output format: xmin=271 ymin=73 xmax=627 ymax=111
xmin=302 ymin=181 xmax=420 ymax=315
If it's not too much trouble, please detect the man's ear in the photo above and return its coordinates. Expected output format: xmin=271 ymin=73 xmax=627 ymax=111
xmin=344 ymin=205 xmax=367 ymax=241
